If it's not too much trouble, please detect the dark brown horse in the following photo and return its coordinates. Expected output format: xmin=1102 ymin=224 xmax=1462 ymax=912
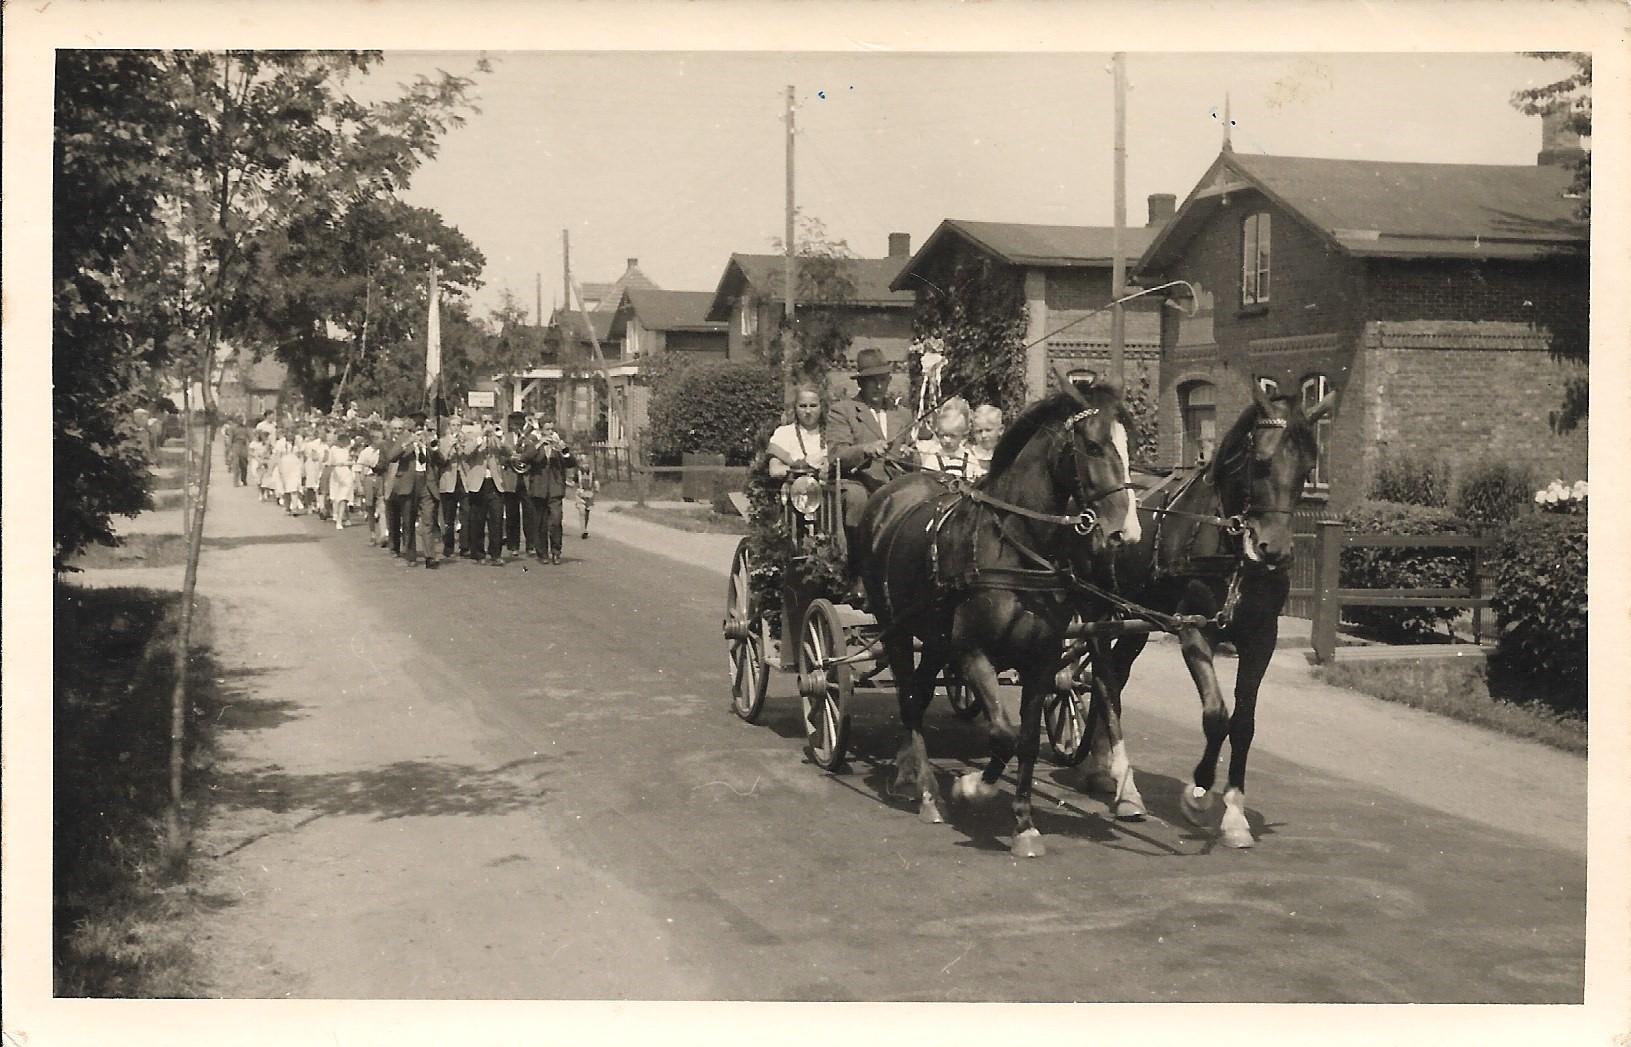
xmin=855 ymin=378 xmax=1140 ymax=857
xmin=1084 ymin=382 xmax=1336 ymax=848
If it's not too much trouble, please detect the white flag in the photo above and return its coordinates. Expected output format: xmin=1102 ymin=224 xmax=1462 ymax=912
xmin=425 ymin=263 xmax=442 ymax=394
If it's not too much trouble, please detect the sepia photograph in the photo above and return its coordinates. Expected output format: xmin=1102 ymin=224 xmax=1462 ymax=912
xmin=6 ymin=2 xmax=1628 ymax=1045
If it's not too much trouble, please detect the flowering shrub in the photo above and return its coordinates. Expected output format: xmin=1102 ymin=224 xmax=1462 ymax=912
xmin=1338 ymin=500 xmax=1472 ymax=642
xmin=1534 ymin=478 xmax=1588 ymax=515
xmin=1489 ymin=511 xmax=1587 ymax=710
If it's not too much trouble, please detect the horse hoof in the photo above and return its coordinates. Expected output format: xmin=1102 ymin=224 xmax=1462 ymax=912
xmin=1011 ymin=828 xmax=1046 ymax=858
xmin=1113 ymin=799 xmax=1147 ymax=822
xmin=918 ymin=798 xmax=946 ymax=824
xmin=1222 ymin=826 xmax=1256 ymax=849
xmin=951 ymin=771 xmax=997 ymax=803
xmin=1179 ymin=786 xmax=1214 ymax=826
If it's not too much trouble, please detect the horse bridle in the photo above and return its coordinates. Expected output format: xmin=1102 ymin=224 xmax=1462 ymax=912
xmin=959 ymin=408 xmax=1134 ymax=538
xmin=1215 ymin=416 xmax=1302 ymax=534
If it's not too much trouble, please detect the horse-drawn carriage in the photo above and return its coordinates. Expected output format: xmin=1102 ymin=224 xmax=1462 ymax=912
xmin=721 ymin=454 xmax=1096 ymax=773
xmin=724 ymin=362 xmax=1336 ymax=857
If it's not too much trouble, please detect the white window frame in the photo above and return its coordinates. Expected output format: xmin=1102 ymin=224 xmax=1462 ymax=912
xmin=1242 ymin=211 xmax=1271 ymax=307
xmin=740 ymin=297 xmax=758 ymax=339
xmin=1301 ymin=373 xmax=1332 ymax=490
xmin=1255 ymin=375 xmax=1280 ymax=396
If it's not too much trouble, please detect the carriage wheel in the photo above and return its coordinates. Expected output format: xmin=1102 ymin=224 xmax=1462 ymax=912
xmin=725 ymin=538 xmax=770 ymax=723
xmin=1043 ymin=643 xmax=1093 ymax=766
xmin=798 ymin=599 xmax=852 ymax=771
xmin=943 ymin=672 xmax=983 ymax=721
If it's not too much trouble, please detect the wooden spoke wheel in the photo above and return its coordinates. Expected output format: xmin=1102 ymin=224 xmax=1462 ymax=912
xmin=724 ymin=538 xmax=770 ymax=723
xmin=797 ymin=598 xmax=852 ymax=771
xmin=1044 ymin=642 xmax=1093 ymax=766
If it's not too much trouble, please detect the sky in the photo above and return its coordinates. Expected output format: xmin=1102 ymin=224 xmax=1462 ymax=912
xmin=353 ymin=51 xmax=1575 ymax=319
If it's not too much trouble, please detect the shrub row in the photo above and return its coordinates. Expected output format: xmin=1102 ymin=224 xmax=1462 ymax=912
xmin=1488 ymin=512 xmax=1587 ymax=709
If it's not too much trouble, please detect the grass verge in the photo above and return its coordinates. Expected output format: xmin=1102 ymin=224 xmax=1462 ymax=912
xmin=70 ymin=532 xmax=192 ymax=570
xmin=608 ymin=503 xmax=751 ymax=535
xmin=1312 ymin=656 xmax=1586 ymax=755
xmin=54 ymin=583 xmax=217 ymax=997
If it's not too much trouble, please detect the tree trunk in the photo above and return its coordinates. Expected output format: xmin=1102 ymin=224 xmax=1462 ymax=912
xmin=164 ymin=348 xmax=225 ymax=858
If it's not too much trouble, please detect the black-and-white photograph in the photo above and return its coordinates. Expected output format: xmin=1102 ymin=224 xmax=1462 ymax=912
xmin=7 ymin=3 xmax=1629 ymax=1044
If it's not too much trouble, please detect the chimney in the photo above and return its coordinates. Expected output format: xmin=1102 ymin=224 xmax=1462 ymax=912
xmin=888 ymin=232 xmax=911 ymax=258
xmin=626 ymin=257 xmax=639 ymax=270
xmin=1147 ymin=193 xmax=1177 ymax=227
xmin=1537 ymin=106 xmax=1586 ymax=167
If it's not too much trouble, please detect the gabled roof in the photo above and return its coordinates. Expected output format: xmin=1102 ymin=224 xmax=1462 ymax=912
xmin=1137 ymin=150 xmax=1588 ymax=276
xmin=622 ymin=288 xmax=728 ymax=333
xmin=548 ymin=306 xmax=619 ymax=344
xmin=705 ymin=253 xmax=914 ymax=321
xmin=890 ymin=219 xmax=1162 ymax=292
xmin=241 ymin=356 xmax=287 ymax=391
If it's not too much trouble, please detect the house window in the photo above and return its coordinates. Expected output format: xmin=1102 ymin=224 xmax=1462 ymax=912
xmin=740 ymin=298 xmax=758 ymax=339
xmin=1300 ymin=374 xmax=1333 ymax=489
xmin=1255 ymin=375 xmax=1280 ymax=396
xmin=1241 ymin=212 xmax=1271 ymax=307
xmin=1179 ymin=380 xmax=1217 ymax=467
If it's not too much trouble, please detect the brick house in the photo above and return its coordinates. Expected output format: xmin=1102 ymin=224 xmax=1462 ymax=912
xmin=1134 ymin=127 xmax=1588 ymax=512
xmin=608 ymin=287 xmax=729 ymax=442
xmin=704 ymin=235 xmax=917 ymax=399
xmin=889 ymin=202 xmax=1173 ymax=404
xmin=215 ymin=355 xmax=290 ymax=420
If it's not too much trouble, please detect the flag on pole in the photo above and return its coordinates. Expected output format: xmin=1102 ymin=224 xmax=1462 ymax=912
xmin=425 ymin=263 xmax=442 ymax=396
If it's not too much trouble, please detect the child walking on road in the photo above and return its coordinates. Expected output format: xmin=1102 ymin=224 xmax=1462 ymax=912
xmin=572 ymin=458 xmax=599 ymax=539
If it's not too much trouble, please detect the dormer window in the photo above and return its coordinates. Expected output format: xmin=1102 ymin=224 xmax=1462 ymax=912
xmin=1241 ymin=212 xmax=1271 ymax=307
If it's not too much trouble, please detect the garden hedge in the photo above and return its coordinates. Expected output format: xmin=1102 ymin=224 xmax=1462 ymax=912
xmin=646 ymin=360 xmax=784 ymax=466
xmin=1488 ymin=512 xmax=1587 ymax=709
xmin=1338 ymin=500 xmax=1472 ymax=642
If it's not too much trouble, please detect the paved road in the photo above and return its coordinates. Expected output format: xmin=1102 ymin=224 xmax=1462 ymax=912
xmin=177 ymin=473 xmax=1585 ymax=1003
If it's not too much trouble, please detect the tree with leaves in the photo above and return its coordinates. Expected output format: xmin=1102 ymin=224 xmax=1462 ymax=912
xmin=1511 ymin=51 xmax=1590 ymax=433
xmin=768 ymin=214 xmax=859 ymax=393
xmin=54 ymin=48 xmax=487 ymax=852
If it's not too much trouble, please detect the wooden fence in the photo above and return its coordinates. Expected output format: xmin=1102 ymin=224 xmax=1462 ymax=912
xmin=1308 ymin=520 xmax=1497 ymax=664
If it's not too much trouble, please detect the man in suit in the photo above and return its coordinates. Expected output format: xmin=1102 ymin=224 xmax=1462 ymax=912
xmin=384 ymin=411 xmax=446 ymax=568
xmin=501 ymin=411 xmax=532 ymax=558
xmin=458 ymin=413 xmax=519 ymax=566
xmin=825 ymin=345 xmax=914 ymax=542
xmin=435 ymin=415 xmax=470 ymax=563
xmin=523 ymin=419 xmax=575 ymax=565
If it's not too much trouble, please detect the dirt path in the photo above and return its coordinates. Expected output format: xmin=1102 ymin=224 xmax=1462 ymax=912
xmin=189 ymin=487 xmax=711 ymax=999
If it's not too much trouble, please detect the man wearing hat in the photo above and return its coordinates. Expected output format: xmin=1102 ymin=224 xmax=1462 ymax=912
xmin=825 ymin=346 xmax=913 ymax=539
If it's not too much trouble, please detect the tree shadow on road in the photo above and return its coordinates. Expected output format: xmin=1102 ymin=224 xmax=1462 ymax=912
xmin=205 ymin=753 xmax=558 ymax=826
xmin=204 ymin=533 xmax=324 ymax=551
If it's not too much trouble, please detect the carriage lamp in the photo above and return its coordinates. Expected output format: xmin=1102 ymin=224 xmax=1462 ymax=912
xmin=790 ymin=475 xmax=822 ymax=518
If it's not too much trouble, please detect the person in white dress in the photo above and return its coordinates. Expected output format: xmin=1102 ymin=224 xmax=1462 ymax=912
xmin=766 ymin=384 xmax=828 ymax=477
xmin=274 ymin=431 xmax=304 ymax=514
xmin=326 ymin=433 xmax=357 ymax=528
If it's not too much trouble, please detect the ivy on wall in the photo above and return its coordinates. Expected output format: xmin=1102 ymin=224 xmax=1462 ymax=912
xmin=907 ymin=251 xmax=1029 ymax=422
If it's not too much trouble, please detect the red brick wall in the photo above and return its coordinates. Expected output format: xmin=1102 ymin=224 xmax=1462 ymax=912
xmin=1343 ymin=329 xmax=1588 ymax=511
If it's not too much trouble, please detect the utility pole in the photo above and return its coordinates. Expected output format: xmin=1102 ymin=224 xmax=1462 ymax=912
xmin=1110 ymin=52 xmax=1128 ymax=386
xmin=784 ymin=84 xmax=797 ymax=327
xmin=536 ymin=272 xmax=543 ymax=326
xmin=562 ymin=229 xmax=572 ymax=314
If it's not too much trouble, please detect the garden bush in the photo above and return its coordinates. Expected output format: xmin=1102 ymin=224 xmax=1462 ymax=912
xmin=1338 ymin=500 xmax=1472 ymax=642
xmin=1454 ymin=460 xmax=1536 ymax=528
xmin=1369 ymin=452 xmax=1451 ymax=508
xmin=1488 ymin=512 xmax=1587 ymax=710
xmin=646 ymin=360 xmax=784 ymax=466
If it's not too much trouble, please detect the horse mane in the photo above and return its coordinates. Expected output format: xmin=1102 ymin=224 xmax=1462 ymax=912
xmin=986 ymin=386 xmax=1139 ymax=481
